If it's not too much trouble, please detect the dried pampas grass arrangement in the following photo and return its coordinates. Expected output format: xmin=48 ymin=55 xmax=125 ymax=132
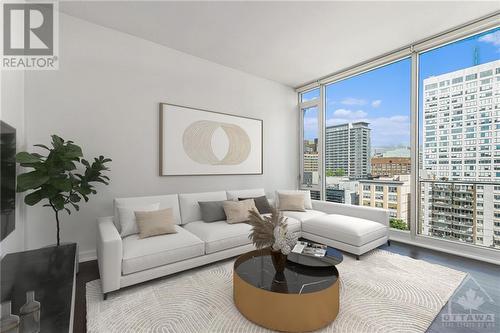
xmin=247 ymin=208 xmax=298 ymax=255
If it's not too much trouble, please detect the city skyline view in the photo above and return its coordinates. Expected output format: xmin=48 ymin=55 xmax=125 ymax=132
xmin=420 ymin=58 xmax=500 ymax=248
xmin=419 ymin=27 xmax=500 ymax=145
xmin=301 ymin=26 xmax=500 ymax=249
xmin=303 ymin=27 xmax=500 ymax=151
xmin=325 ymin=58 xmax=410 ymax=148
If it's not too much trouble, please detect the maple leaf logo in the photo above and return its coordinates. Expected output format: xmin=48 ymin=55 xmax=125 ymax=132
xmin=457 ymin=289 xmax=484 ymax=312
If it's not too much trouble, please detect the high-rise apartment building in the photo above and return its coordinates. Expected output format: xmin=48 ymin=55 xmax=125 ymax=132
xmin=325 ymin=122 xmax=371 ymax=179
xmin=303 ymin=153 xmax=320 ymax=186
xmin=420 ymin=180 xmax=498 ymax=247
xmin=303 ymin=139 xmax=318 ymax=154
xmin=303 ymin=153 xmax=319 ymax=172
xmin=421 ymin=59 xmax=500 ymax=249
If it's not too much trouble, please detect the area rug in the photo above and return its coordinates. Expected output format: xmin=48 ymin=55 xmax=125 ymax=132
xmin=86 ymin=249 xmax=466 ymax=332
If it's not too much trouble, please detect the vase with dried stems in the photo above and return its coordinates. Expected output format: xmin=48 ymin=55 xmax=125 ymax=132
xmin=247 ymin=209 xmax=298 ymax=275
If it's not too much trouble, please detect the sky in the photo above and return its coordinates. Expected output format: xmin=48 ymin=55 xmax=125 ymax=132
xmin=303 ymin=27 xmax=500 ymax=148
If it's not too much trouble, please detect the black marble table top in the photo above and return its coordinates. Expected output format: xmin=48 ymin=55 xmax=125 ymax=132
xmin=1 ymin=243 xmax=76 ymax=333
xmin=234 ymin=249 xmax=339 ymax=295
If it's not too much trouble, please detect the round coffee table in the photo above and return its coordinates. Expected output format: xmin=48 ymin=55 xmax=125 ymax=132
xmin=233 ymin=248 xmax=342 ymax=332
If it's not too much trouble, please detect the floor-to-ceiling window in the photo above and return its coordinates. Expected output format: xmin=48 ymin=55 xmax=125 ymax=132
xmin=300 ymin=88 xmax=321 ymax=200
xmin=418 ymin=27 xmax=500 ymax=250
xmin=298 ymin=18 xmax=500 ymax=256
xmin=324 ymin=59 xmax=411 ymax=230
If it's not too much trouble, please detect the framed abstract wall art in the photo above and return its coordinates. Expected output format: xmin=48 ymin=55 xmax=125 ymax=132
xmin=159 ymin=103 xmax=263 ymax=176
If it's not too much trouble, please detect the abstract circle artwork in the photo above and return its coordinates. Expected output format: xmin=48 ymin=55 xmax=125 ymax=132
xmin=182 ymin=120 xmax=251 ymax=165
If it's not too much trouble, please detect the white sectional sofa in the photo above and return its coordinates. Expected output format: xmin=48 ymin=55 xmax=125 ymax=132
xmin=97 ymin=189 xmax=389 ymax=298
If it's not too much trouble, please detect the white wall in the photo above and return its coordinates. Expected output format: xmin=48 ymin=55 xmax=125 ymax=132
xmin=23 ymin=14 xmax=298 ymax=260
xmin=0 ymin=71 xmax=27 ymax=257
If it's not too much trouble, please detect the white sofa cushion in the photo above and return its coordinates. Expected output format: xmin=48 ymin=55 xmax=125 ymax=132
xmin=285 ymin=216 xmax=305 ymax=233
xmin=114 ymin=194 xmax=182 ymax=231
xmin=183 ymin=221 xmax=253 ymax=254
xmin=282 ymin=210 xmax=326 ymax=222
xmin=179 ymin=191 xmax=228 ymax=224
xmin=286 ymin=217 xmax=302 ymax=233
xmin=302 ymin=214 xmax=388 ymax=247
xmin=275 ymin=190 xmax=313 ymax=209
xmin=121 ymin=225 xmax=204 ymax=274
xmin=261 ymin=214 xmax=302 ymax=233
xmin=226 ymin=188 xmax=265 ymax=201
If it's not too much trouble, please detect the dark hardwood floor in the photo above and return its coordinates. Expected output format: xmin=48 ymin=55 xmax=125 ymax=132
xmin=74 ymin=260 xmax=99 ymax=333
xmin=74 ymin=241 xmax=500 ymax=333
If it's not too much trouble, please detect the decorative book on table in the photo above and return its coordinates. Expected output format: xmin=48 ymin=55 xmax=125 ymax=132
xmin=292 ymin=241 xmax=327 ymax=257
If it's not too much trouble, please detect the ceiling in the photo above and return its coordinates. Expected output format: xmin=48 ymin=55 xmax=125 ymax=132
xmin=60 ymin=1 xmax=500 ymax=88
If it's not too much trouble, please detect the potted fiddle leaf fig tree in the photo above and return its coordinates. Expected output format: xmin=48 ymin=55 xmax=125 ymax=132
xmin=16 ymin=135 xmax=111 ymax=246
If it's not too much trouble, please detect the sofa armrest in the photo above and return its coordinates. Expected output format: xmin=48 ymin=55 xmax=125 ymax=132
xmin=96 ymin=216 xmax=122 ymax=294
xmin=311 ymin=200 xmax=390 ymax=227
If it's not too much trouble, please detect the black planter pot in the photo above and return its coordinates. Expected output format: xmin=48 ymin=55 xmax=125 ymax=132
xmin=44 ymin=242 xmax=79 ymax=273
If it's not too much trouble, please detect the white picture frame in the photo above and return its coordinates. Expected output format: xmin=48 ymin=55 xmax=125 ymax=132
xmin=160 ymin=103 xmax=263 ymax=176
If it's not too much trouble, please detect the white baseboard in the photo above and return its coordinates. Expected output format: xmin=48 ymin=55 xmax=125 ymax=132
xmin=79 ymin=249 xmax=97 ymax=263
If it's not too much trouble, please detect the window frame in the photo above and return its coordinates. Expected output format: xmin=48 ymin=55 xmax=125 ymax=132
xmin=299 ymin=88 xmax=324 ymax=199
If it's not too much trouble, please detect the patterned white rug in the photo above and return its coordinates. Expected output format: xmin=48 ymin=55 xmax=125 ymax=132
xmin=87 ymin=249 xmax=466 ymax=333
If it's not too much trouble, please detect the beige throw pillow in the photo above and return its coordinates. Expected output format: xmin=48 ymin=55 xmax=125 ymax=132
xmin=134 ymin=208 xmax=177 ymax=239
xmin=223 ymin=199 xmax=258 ymax=224
xmin=117 ymin=203 xmax=160 ymax=238
xmin=276 ymin=190 xmax=312 ymax=209
xmin=278 ymin=193 xmax=306 ymax=212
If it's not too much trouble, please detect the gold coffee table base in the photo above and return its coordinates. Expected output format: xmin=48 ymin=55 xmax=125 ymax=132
xmin=233 ymin=250 xmax=340 ymax=332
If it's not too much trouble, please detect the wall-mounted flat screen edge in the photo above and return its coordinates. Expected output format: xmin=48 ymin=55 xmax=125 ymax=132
xmin=1 ymin=121 xmax=16 ymax=241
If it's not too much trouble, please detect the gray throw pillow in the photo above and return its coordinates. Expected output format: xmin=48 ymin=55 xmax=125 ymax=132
xmin=238 ymin=196 xmax=272 ymax=214
xmin=198 ymin=200 xmax=227 ymax=222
